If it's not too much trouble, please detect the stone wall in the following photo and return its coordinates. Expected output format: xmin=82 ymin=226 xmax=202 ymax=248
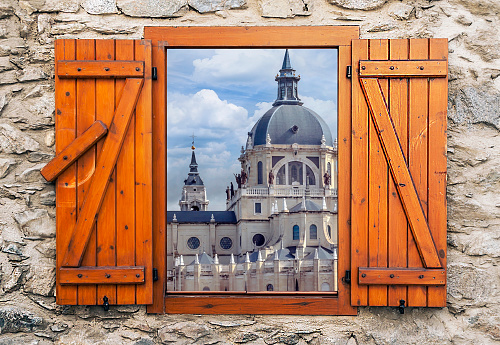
xmin=0 ymin=0 xmax=499 ymax=344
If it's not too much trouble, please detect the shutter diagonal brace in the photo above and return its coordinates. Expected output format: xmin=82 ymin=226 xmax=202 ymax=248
xmin=62 ymin=78 xmax=144 ymax=268
xmin=359 ymin=77 xmax=442 ymax=269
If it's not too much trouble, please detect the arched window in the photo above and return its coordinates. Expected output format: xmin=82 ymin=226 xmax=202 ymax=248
xmin=288 ymin=161 xmax=303 ymax=185
xmin=293 ymin=225 xmax=299 ymax=240
xmin=202 ymin=286 xmax=210 ymax=291
xmin=276 ymin=165 xmax=285 ymax=185
xmin=257 ymin=161 xmax=263 ymax=185
xmin=266 ymin=284 xmax=274 ymax=291
xmin=321 ymin=282 xmax=330 ymax=291
xmin=306 ymin=165 xmax=315 ymax=186
xmin=310 ymin=224 xmax=317 ymax=240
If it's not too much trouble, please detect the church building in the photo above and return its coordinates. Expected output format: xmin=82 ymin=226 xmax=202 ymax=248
xmin=166 ymin=50 xmax=338 ymax=292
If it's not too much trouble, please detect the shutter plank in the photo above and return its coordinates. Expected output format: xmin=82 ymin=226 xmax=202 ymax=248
xmin=427 ymin=39 xmax=448 ymax=307
xmin=41 ymin=121 xmax=107 ymax=182
xmin=76 ymin=39 xmax=97 ymax=305
xmin=58 ymin=60 xmax=144 ymax=78
xmin=359 ymin=268 xmax=445 ymax=285
xmin=388 ymin=39 xmax=409 ymax=306
xmin=60 ymin=267 xmax=145 ymax=285
xmin=96 ymin=39 xmax=117 ymax=305
xmin=351 ymin=39 xmax=369 ymax=306
xmin=62 ymin=78 xmax=144 ymax=268
xmin=367 ymin=39 xmax=389 ymax=306
xmin=359 ymin=78 xmax=441 ymax=270
xmin=55 ymin=39 xmax=78 ymax=305
xmin=359 ymin=60 xmax=447 ymax=77
xmin=115 ymin=40 xmax=137 ymax=305
xmin=135 ymin=40 xmax=154 ymax=305
xmin=408 ymin=39 xmax=429 ymax=306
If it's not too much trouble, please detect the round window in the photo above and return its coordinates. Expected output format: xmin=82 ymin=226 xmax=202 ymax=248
xmin=252 ymin=234 xmax=265 ymax=247
xmin=187 ymin=237 xmax=200 ymax=250
xmin=220 ymin=237 xmax=233 ymax=250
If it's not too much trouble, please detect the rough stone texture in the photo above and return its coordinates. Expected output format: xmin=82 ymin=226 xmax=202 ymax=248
xmin=13 ymin=209 xmax=55 ymax=238
xmin=328 ymin=0 xmax=387 ymax=11
xmin=81 ymin=0 xmax=118 ymax=14
xmin=117 ymin=0 xmax=187 ymax=17
xmin=260 ymin=0 xmax=311 ymax=18
xmin=189 ymin=0 xmax=246 ymax=13
xmin=0 ymin=124 xmax=40 ymax=154
xmin=0 ymin=0 xmax=497 ymax=344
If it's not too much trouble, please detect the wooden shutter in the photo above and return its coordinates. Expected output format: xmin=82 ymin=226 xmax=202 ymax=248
xmin=351 ymin=39 xmax=447 ymax=307
xmin=47 ymin=39 xmax=153 ymax=306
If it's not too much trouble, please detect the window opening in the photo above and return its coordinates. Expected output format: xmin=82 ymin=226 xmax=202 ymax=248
xmin=293 ymin=225 xmax=300 ymax=240
xmin=310 ymin=224 xmax=317 ymax=240
xmin=257 ymin=161 xmax=263 ymax=185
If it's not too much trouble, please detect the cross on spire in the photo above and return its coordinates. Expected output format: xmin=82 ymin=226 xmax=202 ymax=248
xmin=190 ymin=133 xmax=197 ymax=149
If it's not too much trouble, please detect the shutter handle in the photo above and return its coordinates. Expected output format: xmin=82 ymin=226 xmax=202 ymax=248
xmin=399 ymin=299 xmax=406 ymax=314
xmin=103 ymin=296 xmax=110 ymax=312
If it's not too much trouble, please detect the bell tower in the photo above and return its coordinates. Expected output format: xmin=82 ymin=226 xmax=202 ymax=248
xmin=273 ymin=49 xmax=303 ymax=106
xmin=179 ymin=139 xmax=209 ymax=211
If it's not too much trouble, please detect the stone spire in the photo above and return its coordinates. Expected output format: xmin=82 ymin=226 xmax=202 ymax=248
xmin=179 ymin=139 xmax=209 ymax=211
xmin=273 ymin=49 xmax=303 ymax=107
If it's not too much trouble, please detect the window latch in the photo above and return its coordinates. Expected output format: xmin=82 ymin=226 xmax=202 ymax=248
xmin=346 ymin=65 xmax=352 ymax=79
xmin=152 ymin=67 xmax=158 ymax=81
xmin=343 ymin=270 xmax=351 ymax=284
xmin=153 ymin=268 xmax=159 ymax=282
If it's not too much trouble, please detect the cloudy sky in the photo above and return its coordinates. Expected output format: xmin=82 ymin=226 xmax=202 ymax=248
xmin=167 ymin=49 xmax=338 ymax=211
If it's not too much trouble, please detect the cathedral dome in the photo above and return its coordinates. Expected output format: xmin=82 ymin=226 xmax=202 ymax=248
xmin=251 ymin=104 xmax=333 ymax=146
xmin=249 ymin=49 xmax=333 ymax=147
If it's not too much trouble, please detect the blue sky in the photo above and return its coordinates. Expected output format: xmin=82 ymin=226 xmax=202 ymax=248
xmin=167 ymin=49 xmax=338 ymax=211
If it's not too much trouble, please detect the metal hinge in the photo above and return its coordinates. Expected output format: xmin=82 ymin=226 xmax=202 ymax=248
xmin=153 ymin=268 xmax=159 ymax=282
xmin=344 ymin=270 xmax=351 ymax=284
xmin=152 ymin=67 xmax=158 ymax=80
xmin=346 ymin=65 xmax=352 ymax=79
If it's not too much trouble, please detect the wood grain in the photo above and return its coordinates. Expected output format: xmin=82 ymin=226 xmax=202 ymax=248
xmin=58 ymin=60 xmax=144 ymax=78
xmin=134 ymin=40 xmax=153 ymax=305
xmin=427 ymin=38 xmax=448 ymax=307
xmin=351 ymin=39 xmax=369 ymax=307
xmin=41 ymin=121 xmax=107 ymax=182
xmin=55 ymin=39 xmax=78 ymax=305
xmin=145 ymin=26 xmax=360 ymax=48
xmin=367 ymin=39 xmax=389 ymax=306
xmin=95 ymin=39 xmax=117 ymax=305
xmin=76 ymin=39 xmax=97 ymax=305
xmin=359 ymin=77 xmax=441 ymax=269
xmin=359 ymin=60 xmax=447 ymax=77
xmin=147 ymin=40 xmax=167 ymax=314
xmin=60 ymin=266 xmax=145 ymax=285
xmin=358 ymin=268 xmax=445 ymax=285
xmin=387 ymin=39 xmax=409 ymax=306
xmin=115 ymin=40 xmax=137 ymax=305
xmin=62 ymin=78 xmax=143 ymax=268
xmin=407 ymin=39 xmax=430 ymax=306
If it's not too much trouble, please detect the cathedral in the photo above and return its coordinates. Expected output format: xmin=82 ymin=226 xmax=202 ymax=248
xmin=166 ymin=50 xmax=338 ymax=292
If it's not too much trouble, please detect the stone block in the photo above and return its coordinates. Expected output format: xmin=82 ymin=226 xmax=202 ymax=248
xmin=2 ymin=265 xmax=29 ymax=292
xmin=18 ymin=163 xmax=46 ymax=183
xmin=19 ymin=0 xmax=79 ymax=14
xmin=448 ymin=263 xmax=495 ymax=309
xmin=24 ymin=261 xmax=56 ymax=296
xmin=328 ymin=0 xmax=387 ymax=10
xmin=40 ymin=191 xmax=56 ymax=206
xmin=0 ymin=158 xmax=17 ymax=178
xmin=0 ymin=306 xmax=44 ymax=333
xmin=389 ymin=3 xmax=414 ymax=20
xmin=117 ymin=0 xmax=187 ymax=17
xmin=17 ymin=66 xmax=49 ymax=82
xmin=14 ymin=208 xmax=55 ymax=238
xmin=0 ymin=4 xmax=14 ymax=19
xmin=0 ymin=123 xmax=40 ymax=154
xmin=450 ymin=87 xmax=500 ymax=130
xmin=189 ymin=0 xmax=246 ymax=13
xmin=259 ymin=0 xmax=310 ymax=18
xmin=81 ymin=0 xmax=118 ymax=14
xmin=34 ymin=238 xmax=56 ymax=258
xmin=0 ymin=70 xmax=17 ymax=85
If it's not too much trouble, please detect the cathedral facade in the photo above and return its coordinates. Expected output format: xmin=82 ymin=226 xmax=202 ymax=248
xmin=166 ymin=50 xmax=338 ymax=292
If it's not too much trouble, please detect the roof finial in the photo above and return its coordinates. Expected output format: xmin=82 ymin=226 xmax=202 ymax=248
xmin=190 ymin=132 xmax=196 ymax=150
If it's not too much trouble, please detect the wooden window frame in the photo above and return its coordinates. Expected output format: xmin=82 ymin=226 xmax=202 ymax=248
xmin=144 ymin=26 xmax=359 ymax=315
